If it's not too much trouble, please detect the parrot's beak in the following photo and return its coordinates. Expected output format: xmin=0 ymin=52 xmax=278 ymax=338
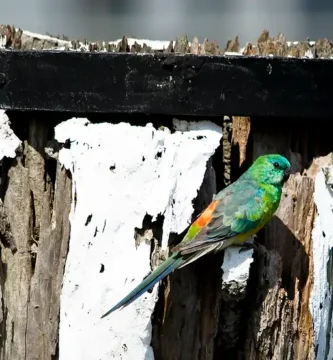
xmin=284 ymin=168 xmax=290 ymax=181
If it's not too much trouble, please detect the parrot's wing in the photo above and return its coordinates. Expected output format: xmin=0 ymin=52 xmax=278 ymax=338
xmin=173 ymin=180 xmax=264 ymax=256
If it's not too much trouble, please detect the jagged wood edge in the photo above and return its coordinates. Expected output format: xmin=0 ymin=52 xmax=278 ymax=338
xmin=1 ymin=25 xmax=333 ymax=58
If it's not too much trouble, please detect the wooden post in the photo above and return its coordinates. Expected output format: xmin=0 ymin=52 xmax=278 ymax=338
xmin=0 ymin=27 xmax=333 ymax=360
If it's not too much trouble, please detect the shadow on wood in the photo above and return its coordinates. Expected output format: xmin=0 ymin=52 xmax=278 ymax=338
xmin=240 ymin=215 xmax=311 ymax=360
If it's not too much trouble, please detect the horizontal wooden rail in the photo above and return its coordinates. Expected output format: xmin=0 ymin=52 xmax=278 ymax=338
xmin=0 ymin=50 xmax=332 ymax=117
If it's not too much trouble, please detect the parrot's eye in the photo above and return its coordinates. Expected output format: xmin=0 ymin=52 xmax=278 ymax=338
xmin=273 ymin=162 xmax=279 ymax=168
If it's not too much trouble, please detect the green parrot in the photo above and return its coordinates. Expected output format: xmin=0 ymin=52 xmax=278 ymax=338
xmin=101 ymin=154 xmax=291 ymax=318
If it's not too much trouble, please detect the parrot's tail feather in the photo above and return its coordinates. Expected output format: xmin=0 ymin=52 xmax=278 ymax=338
xmin=178 ymin=243 xmax=220 ymax=269
xmin=101 ymin=252 xmax=184 ymax=319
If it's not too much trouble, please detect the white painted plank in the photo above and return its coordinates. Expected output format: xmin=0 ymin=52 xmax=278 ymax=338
xmin=55 ymin=118 xmax=222 ymax=360
xmin=0 ymin=110 xmax=21 ymax=161
xmin=310 ymin=166 xmax=333 ymax=359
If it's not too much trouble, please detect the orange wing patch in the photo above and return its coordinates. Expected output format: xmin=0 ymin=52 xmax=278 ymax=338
xmin=193 ymin=200 xmax=219 ymax=228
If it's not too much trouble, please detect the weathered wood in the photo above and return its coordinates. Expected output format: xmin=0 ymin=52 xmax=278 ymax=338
xmin=0 ymin=26 xmax=333 ymax=360
xmin=152 ymin=158 xmax=222 ymax=360
xmin=222 ymin=116 xmax=232 ymax=186
xmin=0 ymin=51 xmax=333 ymax=117
xmin=0 ymin=113 xmax=331 ymax=360
xmin=231 ymin=116 xmax=251 ymax=167
xmin=0 ymin=118 xmax=71 ymax=360
xmin=238 ymin=119 xmax=333 ymax=360
xmin=3 ymin=25 xmax=333 ymax=60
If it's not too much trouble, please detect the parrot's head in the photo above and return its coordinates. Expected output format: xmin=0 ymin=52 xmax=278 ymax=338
xmin=251 ymin=154 xmax=291 ymax=187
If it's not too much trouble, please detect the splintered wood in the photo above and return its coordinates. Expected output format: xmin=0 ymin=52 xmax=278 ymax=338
xmin=0 ymin=112 xmax=331 ymax=360
xmin=0 ymin=26 xmax=332 ymax=358
xmin=2 ymin=24 xmax=333 ymax=59
xmin=240 ymin=119 xmax=333 ymax=360
xmin=232 ymin=116 xmax=251 ymax=167
xmin=0 ymin=119 xmax=71 ymax=360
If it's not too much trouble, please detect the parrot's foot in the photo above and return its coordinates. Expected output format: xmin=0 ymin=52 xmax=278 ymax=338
xmin=238 ymin=241 xmax=259 ymax=253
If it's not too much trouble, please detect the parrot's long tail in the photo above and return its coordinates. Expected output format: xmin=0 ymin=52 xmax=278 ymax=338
xmin=101 ymin=252 xmax=184 ymax=318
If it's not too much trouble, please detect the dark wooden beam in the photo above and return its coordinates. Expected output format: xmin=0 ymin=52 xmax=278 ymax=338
xmin=0 ymin=50 xmax=333 ymax=118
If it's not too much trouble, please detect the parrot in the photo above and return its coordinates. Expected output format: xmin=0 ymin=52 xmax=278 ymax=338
xmin=101 ymin=154 xmax=291 ymax=319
